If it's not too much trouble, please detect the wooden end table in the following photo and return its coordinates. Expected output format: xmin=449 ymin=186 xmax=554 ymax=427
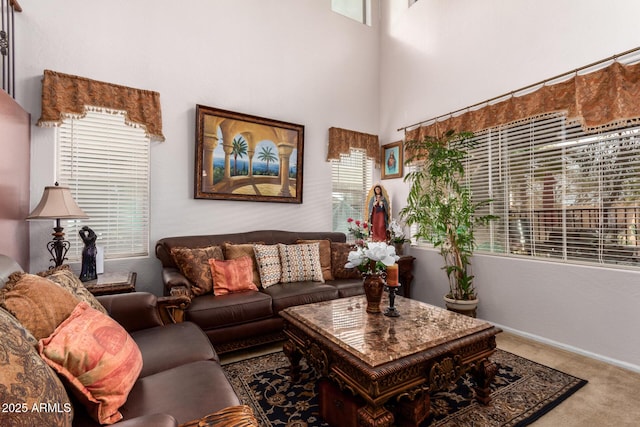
xmin=83 ymin=272 xmax=136 ymax=296
xmin=281 ymin=295 xmax=501 ymax=427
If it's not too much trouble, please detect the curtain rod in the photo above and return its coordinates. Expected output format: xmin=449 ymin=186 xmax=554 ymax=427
xmin=397 ymin=46 xmax=640 ymax=132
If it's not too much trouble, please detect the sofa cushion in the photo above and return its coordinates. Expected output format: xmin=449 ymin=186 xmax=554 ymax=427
xmin=296 ymin=239 xmax=334 ymax=281
xmin=131 ymin=321 xmax=218 ymax=378
xmin=222 ymin=242 xmax=263 ymax=289
xmin=171 ymin=246 xmax=224 ymax=296
xmin=186 ymin=292 xmax=274 ymax=330
xmin=278 ymin=243 xmax=324 ymax=284
xmin=120 ymin=360 xmax=241 ymax=424
xmin=0 ymin=272 xmax=80 ymax=340
xmin=253 ymin=244 xmax=282 ymax=288
xmin=262 ymin=282 xmax=339 ymax=313
xmin=330 ymin=278 xmax=365 ymax=298
xmin=209 ymin=256 xmax=259 ymax=296
xmin=38 ymin=265 xmax=108 ymax=315
xmin=39 ymin=302 xmax=143 ymax=425
xmin=331 ymin=242 xmax=362 ymax=279
xmin=0 ymin=307 xmax=73 ymax=427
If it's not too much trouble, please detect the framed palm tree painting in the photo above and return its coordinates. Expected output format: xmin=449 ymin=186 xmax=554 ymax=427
xmin=195 ymin=104 xmax=304 ymax=203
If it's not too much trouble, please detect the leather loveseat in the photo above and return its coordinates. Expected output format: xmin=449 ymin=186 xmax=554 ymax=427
xmin=0 ymin=254 xmax=256 ymax=427
xmin=155 ymin=230 xmax=364 ymax=353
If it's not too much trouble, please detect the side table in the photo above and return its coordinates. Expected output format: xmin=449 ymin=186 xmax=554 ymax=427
xmin=83 ymin=272 xmax=137 ymax=296
xmin=397 ymin=255 xmax=415 ymax=298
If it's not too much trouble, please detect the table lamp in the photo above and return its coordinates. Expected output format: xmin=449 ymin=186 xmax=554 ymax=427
xmin=27 ymin=182 xmax=89 ymax=267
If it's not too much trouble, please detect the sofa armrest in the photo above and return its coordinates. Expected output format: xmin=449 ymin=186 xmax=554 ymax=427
xmin=162 ymin=267 xmax=193 ymax=296
xmin=157 ymin=293 xmax=191 ymax=324
xmin=97 ymin=292 xmax=164 ymax=332
xmin=115 ymin=414 xmax=178 ymax=427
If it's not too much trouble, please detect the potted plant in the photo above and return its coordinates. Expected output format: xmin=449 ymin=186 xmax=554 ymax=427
xmin=399 ymin=130 xmax=497 ymax=316
xmin=344 ymin=240 xmax=399 ymax=313
xmin=387 ymin=219 xmax=410 ymax=255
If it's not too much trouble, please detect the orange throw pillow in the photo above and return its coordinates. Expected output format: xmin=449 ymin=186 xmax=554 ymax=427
xmin=39 ymin=302 xmax=143 ymax=425
xmin=209 ymin=256 xmax=258 ymax=296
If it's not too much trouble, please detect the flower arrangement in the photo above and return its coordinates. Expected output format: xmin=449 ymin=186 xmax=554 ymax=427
xmin=387 ymin=219 xmax=410 ymax=244
xmin=347 ymin=218 xmax=369 ymax=246
xmin=345 ymin=241 xmax=399 ymax=275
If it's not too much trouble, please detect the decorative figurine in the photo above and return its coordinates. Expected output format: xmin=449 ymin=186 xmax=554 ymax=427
xmin=79 ymin=226 xmax=98 ymax=282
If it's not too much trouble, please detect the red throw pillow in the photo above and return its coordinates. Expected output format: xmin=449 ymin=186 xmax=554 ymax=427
xmin=38 ymin=302 xmax=143 ymax=425
xmin=209 ymin=256 xmax=259 ymax=296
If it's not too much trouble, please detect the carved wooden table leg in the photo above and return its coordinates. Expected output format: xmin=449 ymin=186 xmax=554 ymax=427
xmin=471 ymin=358 xmax=498 ymax=405
xmin=357 ymin=404 xmax=395 ymax=427
xmin=282 ymin=340 xmax=302 ymax=381
xmin=395 ymin=392 xmax=431 ymax=427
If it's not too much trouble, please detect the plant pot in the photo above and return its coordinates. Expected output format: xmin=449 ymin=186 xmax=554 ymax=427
xmin=363 ymin=274 xmax=385 ymax=314
xmin=393 ymin=242 xmax=405 ymax=256
xmin=444 ymin=296 xmax=479 ymax=318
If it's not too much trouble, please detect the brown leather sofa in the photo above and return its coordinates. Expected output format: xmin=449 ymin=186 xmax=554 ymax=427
xmin=155 ymin=230 xmax=363 ymax=353
xmin=0 ymin=254 xmax=256 ymax=427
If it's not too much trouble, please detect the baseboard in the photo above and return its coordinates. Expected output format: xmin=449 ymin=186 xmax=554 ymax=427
xmin=492 ymin=323 xmax=640 ymax=374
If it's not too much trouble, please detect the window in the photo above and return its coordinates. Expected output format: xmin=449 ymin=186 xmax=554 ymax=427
xmin=332 ymin=149 xmax=373 ymax=237
xmin=331 ymin=0 xmax=371 ymax=26
xmin=466 ymin=114 xmax=640 ymax=268
xmin=56 ymin=108 xmax=150 ymax=261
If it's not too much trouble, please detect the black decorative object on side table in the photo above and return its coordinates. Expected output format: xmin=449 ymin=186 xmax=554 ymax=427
xmin=79 ymin=226 xmax=98 ymax=282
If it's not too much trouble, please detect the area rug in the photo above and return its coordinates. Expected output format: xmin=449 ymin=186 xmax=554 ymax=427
xmin=222 ymin=349 xmax=587 ymax=427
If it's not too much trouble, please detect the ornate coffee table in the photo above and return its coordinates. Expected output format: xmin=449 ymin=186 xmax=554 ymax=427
xmin=281 ymin=295 xmax=502 ymax=427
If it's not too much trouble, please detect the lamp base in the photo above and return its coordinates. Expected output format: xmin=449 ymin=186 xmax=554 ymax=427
xmin=46 ymin=224 xmax=70 ymax=268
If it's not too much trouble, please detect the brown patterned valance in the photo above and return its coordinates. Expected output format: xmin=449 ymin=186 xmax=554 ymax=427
xmin=36 ymin=70 xmax=165 ymax=142
xmin=406 ymin=61 xmax=640 ymax=142
xmin=327 ymin=127 xmax=380 ymax=167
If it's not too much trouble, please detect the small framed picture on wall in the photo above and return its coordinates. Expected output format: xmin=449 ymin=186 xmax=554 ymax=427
xmin=381 ymin=141 xmax=403 ymax=180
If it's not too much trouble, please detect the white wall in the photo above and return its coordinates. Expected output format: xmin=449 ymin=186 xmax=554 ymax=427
xmin=379 ymin=0 xmax=640 ymax=370
xmin=15 ymin=0 xmax=380 ymax=292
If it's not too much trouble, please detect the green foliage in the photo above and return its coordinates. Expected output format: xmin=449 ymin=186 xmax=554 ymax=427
xmin=232 ymin=136 xmax=248 ymax=176
xmin=400 ymin=130 xmax=498 ymax=300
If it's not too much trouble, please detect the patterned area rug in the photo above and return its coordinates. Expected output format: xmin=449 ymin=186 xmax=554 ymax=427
xmin=222 ymin=349 xmax=586 ymax=427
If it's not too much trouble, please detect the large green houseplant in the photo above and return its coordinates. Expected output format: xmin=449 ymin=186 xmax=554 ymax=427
xmin=400 ymin=130 xmax=497 ymax=314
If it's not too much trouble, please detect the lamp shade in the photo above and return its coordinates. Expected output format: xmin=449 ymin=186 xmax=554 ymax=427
xmin=27 ymin=183 xmax=89 ymax=220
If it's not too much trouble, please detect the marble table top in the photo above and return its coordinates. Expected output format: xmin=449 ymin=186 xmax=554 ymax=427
xmin=283 ymin=295 xmax=494 ymax=367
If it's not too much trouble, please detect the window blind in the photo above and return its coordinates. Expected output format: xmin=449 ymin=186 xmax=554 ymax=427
xmin=467 ymin=115 xmax=640 ymax=267
xmin=331 ymin=149 xmax=373 ymax=237
xmin=56 ymin=109 xmax=150 ymax=261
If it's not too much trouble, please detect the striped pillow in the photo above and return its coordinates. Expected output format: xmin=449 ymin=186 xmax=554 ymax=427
xmin=278 ymin=243 xmax=324 ymax=283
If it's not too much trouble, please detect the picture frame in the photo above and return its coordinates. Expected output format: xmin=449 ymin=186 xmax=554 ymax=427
xmin=381 ymin=141 xmax=403 ymax=179
xmin=195 ymin=104 xmax=304 ymax=203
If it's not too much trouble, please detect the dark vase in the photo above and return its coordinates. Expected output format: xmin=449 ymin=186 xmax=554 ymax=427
xmin=363 ymin=273 xmax=385 ymax=314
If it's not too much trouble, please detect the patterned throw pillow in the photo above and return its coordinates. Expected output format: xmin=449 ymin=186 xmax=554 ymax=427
xmin=171 ymin=246 xmax=224 ymax=295
xmin=330 ymin=242 xmax=362 ymax=280
xmin=296 ymin=239 xmax=334 ymax=281
xmin=222 ymin=242 xmax=263 ymax=288
xmin=0 ymin=307 xmax=73 ymax=427
xmin=279 ymin=243 xmax=324 ymax=283
xmin=39 ymin=302 xmax=143 ymax=425
xmin=253 ymin=244 xmax=282 ymax=288
xmin=209 ymin=256 xmax=259 ymax=296
xmin=0 ymin=273 xmax=80 ymax=340
xmin=38 ymin=265 xmax=108 ymax=314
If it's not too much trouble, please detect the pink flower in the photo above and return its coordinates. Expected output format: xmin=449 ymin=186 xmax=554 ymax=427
xmin=355 ymin=220 xmax=361 ymax=226
xmin=347 ymin=218 xmax=354 ymax=223
xmin=363 ymin=222 xmax=368 ymax=229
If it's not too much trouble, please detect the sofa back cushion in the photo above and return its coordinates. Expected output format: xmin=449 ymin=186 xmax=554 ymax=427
xmin=0 ymin=306 xmax=73 ymax=426
xmin=156 ymin=231 xmax=347 ymax=268
xmin=38 ymin=265 xmax=108 ymax=315
xmin=331 ymin=242 xmax=362 ymax=280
